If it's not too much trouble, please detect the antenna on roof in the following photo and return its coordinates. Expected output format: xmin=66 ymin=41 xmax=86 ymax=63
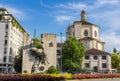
xmin=34 ymin=28 xmax=36 ymax=39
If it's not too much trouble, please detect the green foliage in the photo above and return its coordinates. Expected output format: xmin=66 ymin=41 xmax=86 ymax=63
xmin=113 ymin=48 xmax=117 ymax=53
xmin=46 ymin=66 xmax=58 ymax=74
xmin=13 ymin=48 xmax=23 ymax=73
xmin=33 ymin=38 xmax=43 ymax=49
xmin=111 ymin=53 xmax=120 ymax=69
xmin=30 ymin=49 xmax=47 ymax=65
xmin=62 ymin=37 xmax=85 ymax=73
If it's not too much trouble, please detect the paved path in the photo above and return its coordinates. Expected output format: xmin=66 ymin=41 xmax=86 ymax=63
xmin=67 ymin=78 xmax=120 ymax=81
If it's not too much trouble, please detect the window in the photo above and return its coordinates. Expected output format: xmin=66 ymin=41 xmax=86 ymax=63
xmin=94 ymin=55 xmax=97 ymax=60
xmin=3 ymin=56 xmax=6 ymax=62
xmin=84 ymin=30 xmax=88 ymax=36
xmin=4 ymin=40 xmax=7 ymax=45
xmin=85 ymin=55 xmax=89 ymax=60
xmin=5 ymin=24 xmax=8 ymax=29
xmin=94 ymin=30 xmax=97 ymax=37
xmin=4 ymin=48 xmax=7 ymax=54
xmin=9 ymin=56 xmax=13 ymax=62
xmin=102 ymin=56 xmax=106 ymax=60
xmin=5 ymin=32 xmax=8 ymax=37
xmin=85 ymin=63 xmax=90 ymax=68
xmin=102 ymin=63 xmax=106 ymax=68
xmin=49 ymin=42 xmax=53 ymax=47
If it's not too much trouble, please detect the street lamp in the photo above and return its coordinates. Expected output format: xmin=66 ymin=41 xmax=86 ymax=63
xmin=60 ymin=32 xmax=62 ymax=72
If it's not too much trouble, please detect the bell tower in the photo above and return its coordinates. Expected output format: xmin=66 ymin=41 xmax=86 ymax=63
xmin=81 ymin=9 xmax=87 ymax=21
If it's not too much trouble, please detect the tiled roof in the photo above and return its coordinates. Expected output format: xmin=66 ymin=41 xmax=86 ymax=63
xmin=74 ymin=21 xmax=99 ymax=27
xmin=86 ymin=48 xmax=110 ymax=55
xmin=79 ymin=37 xmax=105 ymax=44
xmin=0 ymin=8 xmax=6 ymax=10
xmin=81 ymin=21 xmax=94 ymax=25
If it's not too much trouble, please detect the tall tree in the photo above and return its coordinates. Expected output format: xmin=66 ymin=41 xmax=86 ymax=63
xmin=62 ymin=37 xmax=85 ymax=73
xmin=113 ymin=48 xmax=117 ymax=53
xmin=111 ymin=53 xmax=120 ymax=69
xmin=13 ymin=48 xmax=23 ymax=73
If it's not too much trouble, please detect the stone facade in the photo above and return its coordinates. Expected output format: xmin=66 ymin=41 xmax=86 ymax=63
xmin=22 ymin=34 xmax=57 ymax=73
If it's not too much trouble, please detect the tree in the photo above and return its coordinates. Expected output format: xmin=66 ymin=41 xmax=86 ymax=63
xmin=62 ymin=37 xmax=85 ymax=73
xmin=30 ymin=38 xmax=48 ymax=73
xmin=113 ymin=48 xmax=117 ymax=53
xmin=13 ymin=48 xmax=23 ymax=73
xmin=111 ymin=53 xmax=120 ymax=69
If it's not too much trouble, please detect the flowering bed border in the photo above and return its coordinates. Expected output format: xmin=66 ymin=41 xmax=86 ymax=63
xmin=0 ymin=74 xmax=65 ymax=81
xmin=73 ymin=74 xmax=120 ymax=79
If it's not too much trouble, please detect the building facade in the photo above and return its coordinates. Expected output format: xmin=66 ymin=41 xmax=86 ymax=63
xmin=0 ymin=8 xmax=31 ymax=73
xmin=66 ymin=10 xmax=111 ymax=73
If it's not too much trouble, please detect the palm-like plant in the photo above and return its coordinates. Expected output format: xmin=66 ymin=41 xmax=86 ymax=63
xmin=30 ymin=38 xmax=48 ymax=73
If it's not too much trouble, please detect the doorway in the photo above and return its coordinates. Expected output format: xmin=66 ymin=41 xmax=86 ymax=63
xmin=93 ymin=66 xmax=98 ymax=72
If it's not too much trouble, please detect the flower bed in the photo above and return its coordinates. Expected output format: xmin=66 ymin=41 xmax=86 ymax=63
xmin=73 ymin=74 xmax=120 ymax=79
xmin=0 ymin=74 xmax=65 ymax=81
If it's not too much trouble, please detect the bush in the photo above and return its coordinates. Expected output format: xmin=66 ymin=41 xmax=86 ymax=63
xmin=46 ymin=66 xmax=58 ymax=74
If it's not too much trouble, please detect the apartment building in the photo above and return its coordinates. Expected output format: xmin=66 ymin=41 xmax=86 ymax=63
xmin=0 ymin=8 xmax=31 ymax=74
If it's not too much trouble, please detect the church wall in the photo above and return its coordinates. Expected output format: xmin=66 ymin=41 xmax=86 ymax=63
xmin=98 ymin=42 xmax=104 ymax=51
xmin=66 ymin=25 xmax=74 ymax=39
xmin=83 ymin=54 xmax=111 ymax=72
xmin=74 ymin=22 xmax=82 ymax=39
xmin=92 ymin=26 xmax=99 ymax=40
xmin=81 ymin=25 xmax=92 ymax=38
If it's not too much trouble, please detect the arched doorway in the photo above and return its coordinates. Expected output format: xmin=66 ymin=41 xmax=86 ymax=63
xmin=93 ymin=66 xmax=98 ymax=72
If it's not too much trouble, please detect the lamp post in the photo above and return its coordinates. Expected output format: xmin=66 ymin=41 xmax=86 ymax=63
xmin=60 ymin=32 xmax=62 ymax=72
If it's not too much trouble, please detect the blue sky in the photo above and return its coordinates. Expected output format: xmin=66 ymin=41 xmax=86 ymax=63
xmin=0 ymin=0 xmax=120 ymax=53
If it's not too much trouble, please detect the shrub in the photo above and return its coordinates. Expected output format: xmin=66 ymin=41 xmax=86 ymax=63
xmin=46 ymin=66 xmax=58 ymax=74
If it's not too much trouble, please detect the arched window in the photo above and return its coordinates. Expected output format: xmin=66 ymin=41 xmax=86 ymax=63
xmin=84 ymin=30 xmax=88 ymax=36
xmin=49 ymin=42 xmax=53 ymax=47
xmin=94 ymin=30 xmax=97 ymax=37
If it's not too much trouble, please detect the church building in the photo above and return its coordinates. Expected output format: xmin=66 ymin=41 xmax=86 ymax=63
xmin=66 ymin=10 xmax=111 ymax=73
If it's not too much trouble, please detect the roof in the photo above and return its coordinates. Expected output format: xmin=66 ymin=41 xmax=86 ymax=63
xmin=57 ymin=43 xmax=64 ymax=47
xmin=86 ymin=48 xmax=110 ymax=55
xmin=79 ymin=37 xmax=105 ymax=44
xmin=74 ymin=21 xmax=99 ymax=27
xmin=0 ymin=8 xmax=6 ymax=10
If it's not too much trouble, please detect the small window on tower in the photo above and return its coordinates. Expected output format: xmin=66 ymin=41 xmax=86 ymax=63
xmin=49 ymin=42 xmax=53 ymax=47
xmin=84 ymin=30 xmax=88 ymax=36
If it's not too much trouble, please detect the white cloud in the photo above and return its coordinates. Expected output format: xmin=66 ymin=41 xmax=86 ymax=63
xmin=101 ymin=32 xmax=120 ymax=53
xmin=0 ymin=4 xmax=27 ymax=20
xmin=89 ymin=10 xmax=120 ymax=31
xmin=57 ymin=36 xmax=66 ymax=43
xmin=55 ymin=15 xmax=72 ymax=23
xmin=56 ymin=2 xmax=87 ymax=10
xmin=97 ymin=0 xmax=119 ymax=5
